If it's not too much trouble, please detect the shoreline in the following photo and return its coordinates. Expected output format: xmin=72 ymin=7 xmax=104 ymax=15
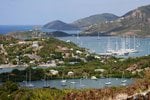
xmin=0 ymin=64 xmax=28 ymax=69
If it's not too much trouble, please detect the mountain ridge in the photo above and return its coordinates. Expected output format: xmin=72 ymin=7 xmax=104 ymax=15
xmin=82 ymin=4 xmax=150 ymax=36
xmin=43 ymin=20 xmax=79 ymax=30
xmin=72 ymin=13 xmax=119 ymax=28
xmin=43 ymin=13 xmax=119 ymax=31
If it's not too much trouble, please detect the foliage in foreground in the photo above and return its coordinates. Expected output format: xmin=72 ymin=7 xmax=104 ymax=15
xmin=0 ymin=81 xmax=70 ymax=100
xmin=0 ymin=70 xmax=150 ymax=100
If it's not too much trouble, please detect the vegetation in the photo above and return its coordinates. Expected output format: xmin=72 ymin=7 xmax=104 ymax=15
xmin=0 ymin=35 xmax=85 ymax=65
xmin=82 ymin=4 xmax=150 ymax=36
xmin=1 ymin=55 xmax=150 ymax=82
xmin=0 ymin=69 xmax=150 ymax=100
xmin=64 ymin=70 xmax=150 ymax=100
xmin=0 ymin=81 xmax=69 ymax=100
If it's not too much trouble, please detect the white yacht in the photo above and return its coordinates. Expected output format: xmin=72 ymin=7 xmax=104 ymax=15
xmin=105 ymin=81 xmax=111 ymax=85
xmin=61 ymin=73 xmax=67 ymax=86
xmin=121 ymin=71 xmax=127 ymax=86
xmin=105 ymin=77 xmax=111 ymax=85
xmin=25 ymin=69 xmax=34 ymax=88
xmin=61 ymin=80 xmax=67 ymax=86
xmin=91 ymin=76 xmax=98 ymax=80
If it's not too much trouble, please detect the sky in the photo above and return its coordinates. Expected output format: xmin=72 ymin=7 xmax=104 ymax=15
xmin=0 ymin=0 xmax=150 ymax=25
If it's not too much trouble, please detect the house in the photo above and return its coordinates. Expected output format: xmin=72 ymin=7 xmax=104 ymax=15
xmin=18 ymin=41 xmax=26 ymax=44
xmin=67 ymin=71 xmax=74 ymax=76
xmin=94 ymin=55 xmax=101 ymax=59
xmin=49 ymin=70 xmax=58 ymax=75
xmin=76 ymin=50 xmax=82 ymax=54
xmin=32 ymin=41 xmax=39 ymax=48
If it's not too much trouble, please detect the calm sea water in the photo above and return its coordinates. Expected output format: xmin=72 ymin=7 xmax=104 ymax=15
xmin=0 ymin=25 xmax=80 ymax=34
xmin=19 ymin=78 xmax=133 ymax=89
xmin=58 ymin=36 xmax=150 ymax=57
xmin=0 ymin=25 xmax=34 ymax=34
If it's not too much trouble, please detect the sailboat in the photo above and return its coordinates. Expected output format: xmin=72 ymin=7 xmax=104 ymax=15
xmin=121 ymin=71 xmax=127 ymax=86
xmin=61 ymin=73 xmax=67 ymax=86
xmin=79 ymin=78 xmax=85 ymax=87
xmin=91 ymin=76 xmax=98 ymax=80
xmin=130 ymin=36 xmax=138 ymax=53
xmin=126 ymin=35 xmax=138 ymax=53
xmin=26 ymin=68 xmax=34 ymax=88
xmin=106 ymin=37 xmax=114 ymax=53
xmin=105 ymin=79 xmax=111 ymax=85
xmin=116 ymin=36 xmax=129 ymax=56
xmin=105 ymin=74 xmax=111 ymax=85
xmin=70 ymin=75 xmax=76 ymax=88
xmin=43 ymin=74 xmax=50 ymax=88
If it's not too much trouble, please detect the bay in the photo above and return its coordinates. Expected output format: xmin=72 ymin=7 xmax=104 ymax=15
xmin=58 ymin=36 xmax=150 ymax=57
xmin=19 ymin=78 xmax=133 ymax=89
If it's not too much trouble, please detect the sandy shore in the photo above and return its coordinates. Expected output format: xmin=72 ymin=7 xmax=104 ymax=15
xmin=0 ymin=64 xmax=28 ymax=68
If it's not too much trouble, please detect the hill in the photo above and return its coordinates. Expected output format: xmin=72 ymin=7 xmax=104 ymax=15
xmin=72 ymin=13 xmax=119 ymax=28
xmin=82 ymin=5 xmax=150 ymax=36
xmin=7 ymin=30 xmax=71 ymax=39
xmin=0 ymin=35 xmax=86 ymax=66
xmin=43 ymin=20 xmax=79 ymax=30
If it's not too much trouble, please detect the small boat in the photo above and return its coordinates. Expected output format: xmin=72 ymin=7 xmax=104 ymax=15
xmin=105 ymin=81 xmax=111 ymax=85
xmin=79 ymin=78 xmax=85 ymax=87
xmin=121 ymin=80 xmax=127 ymax=83
xmin=25 ymin=68 xmax=35 ymax=88
xmin=61 ymin=72 xmax=67 ymax=86
xmin=70 ymin=81 xmax=76 ymax=84
xmin=105 ymin=76 xmax=111 ymax=85
xmin=121 ymin=71 xmax=127 ymax=85
xmin=61 ymin=80 xmax=67 ymax=83
xmin=26 ymin=83 xmax=34 ymax=88
xmin=91 ymin=76 xmax=97 ymax=80
xmin=61 ymin=80 xmax=67 ymax=86
xmin=43 ymin=74 xmax=50 ymax=88
xmin=121 ymin=83 xmax=126 ymax=86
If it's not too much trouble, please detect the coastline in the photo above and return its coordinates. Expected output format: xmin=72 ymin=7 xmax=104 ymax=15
xmin=0 ymin=64 xmax=28 ymax=69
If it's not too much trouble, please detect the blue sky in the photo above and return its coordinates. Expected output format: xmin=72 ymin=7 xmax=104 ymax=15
xmin=0 ymin=0 xmax=150 ymax=25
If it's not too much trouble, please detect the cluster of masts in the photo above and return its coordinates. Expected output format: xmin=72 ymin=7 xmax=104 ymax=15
xmin=105 ymin=35 xmax=139 ymax=56
xmin=61 ymin=75 xmax=127 ymax=88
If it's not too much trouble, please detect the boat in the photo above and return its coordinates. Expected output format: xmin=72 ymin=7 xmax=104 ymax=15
xmin=106 ymin=36 xmax=129 ymax=56
xmin=61 ymin=72 xmax=67 ymax=86
xmin=121 ymin=80 xmax=127 ymax=83
xmin=106 ymin=37 xmax=114 ymax=53
xmin=61 ymin=80 xmax=67 ymax=86
xmin=61 ymin=80 xmax=67 ymax=83
xmin=26 ymin=83 xmax=34 ymax=88
xmin=126 ymin=35 xmax=138 ymax=53
xmin=91 ymin=76 xmax=98 ymax=80
xmin=105 ymin=74 xmax=111 ymax=85
xmin=105 ymin=81 xmax=111 ymax=85
xmin=43 ymin=74 xmax=50 ymax=88
xmin=70 ymin=81 xmax=76 ymax=84
xmin=25 ymin=68 xmax=34 ymax=88
xmin=99 ymin=52 xmax=113 ymax=56
xmin=121 ymin=83 xmax=126 ymax=86
xmin=79 ymin=78 xmax=85 ymax=87
xmin=116 ymin=49 xmax=129 ymax=56
xmin=121 ymin=71 xmax=127 ymax=84
xmin=105 ymin=78 xmax=111 ymax=85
